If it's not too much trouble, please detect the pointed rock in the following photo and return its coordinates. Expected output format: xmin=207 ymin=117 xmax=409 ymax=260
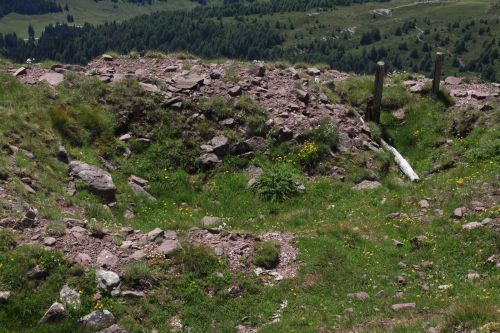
xmin=39 ymin=302 xmax=66 ymax=323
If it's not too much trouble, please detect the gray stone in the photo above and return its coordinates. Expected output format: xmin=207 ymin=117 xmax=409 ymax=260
xmin=44 ymin=237 xmax=57 ymax=246
xmin=355 ymin=291 xmax=369 ymax=301
xmin=294 ymin=88 xmax=309 ymax=102
xmin=155 ymin=239 xmax=181 ymax=256
xmin=391 ymin=303 xmax=416 ymax=311
xmin=0 ymin=291 xmax=11 ymax=303
xmin=102 ymin=54 xmax=114 ymax=61
xmin=248 ymin=62 xmax=266 ymax=77
xmin=352 ymin=180 xmax=382 ymax=191
xmin=139 ymin=82 xmax=160 ymax=93
xmin=13 ymin=67 xmax=27 ymax=77
xmin=39 ymin=302 xmax=66 ymax=323
xmin=121 ymin=290 xmax=145 ymax=298
xmin=209 ymin=136 xmax=229 ymax=158
xmin=445 ymin=76 xmax=461 ymax=85
xmin=306 ymin=67 xmax=321 ymax=76
xmin=96 ymin=250 xmax=119 ymax=269
xmin=39 ymin=72 xmax=64 ymax=86
xmin=123 ymin=209 xmax=135 ymax=220
xmin=96 ymin=270 xmax=121 ymax=295
xmin=128 ymin=181 xmax=156 ymax=201
xmin=69 ymin=161 xmax=116 ymax=201
xmin=419 ymin=199 xmax=430 ymax=209
xmin=80 ymin=310 xmax=116 ymax=329
xmin=196 ymin=153 xmax=221 ymax=169
xmin=228 ymin=85 xmax=242 ymax=97
xmin=245 ymin=137 xmax=266 ymax=151
xmin=60 ymin=285 xmax=81 ymax=310
xmin=74 ymin=253 xmax=92 ymax=267
xmin=129 ymin=249 xmax=147 ymax=261
xmin=119 ymin=133 xmax=131 ymax=141
xmin=28 ymin=265 xmax=47 ymax=279
xmin=57 ymin=145 xmax=70 ymax=163
xmin=147 ymin=227 xmax=164 ymax=242
xmin=97 ymin=324 xmax=129 ymax=333
xmin=274 ymin=126 xmax=293 ymax=142
xmin=462 ymin=221 xmax=483 ymax=230
xmin=453 ymin=207 xmax=465 ymax=218
xmin=200 ymin=216 xmax=221 ymax=226
xmin=165 ymin=66 xmax=178 ymax=72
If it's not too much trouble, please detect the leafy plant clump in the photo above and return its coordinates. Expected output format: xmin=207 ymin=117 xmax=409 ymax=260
xmin=252 ymin=164 xmax=302 ymax=202
xmin=253 ymin=241 xmax=280 ymax=269
xmin=123 ymin=261 xmax=152 ymax=288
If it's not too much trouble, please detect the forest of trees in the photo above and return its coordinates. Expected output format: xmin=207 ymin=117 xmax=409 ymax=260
xmin=0 ymin=0 xmax=497 ymax=81
xmin=0 ymin=0 xmax=62 ymax=18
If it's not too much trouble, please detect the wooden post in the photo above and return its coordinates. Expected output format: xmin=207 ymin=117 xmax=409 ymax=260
xmin=432 ymin=52 xmax=444 ymax=95
xmin=366 ymin=61 xmax=384 ymax=123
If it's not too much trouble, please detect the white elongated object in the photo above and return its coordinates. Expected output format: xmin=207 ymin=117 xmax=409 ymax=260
xmin=381 ymin=139 xmax=420 ymax=182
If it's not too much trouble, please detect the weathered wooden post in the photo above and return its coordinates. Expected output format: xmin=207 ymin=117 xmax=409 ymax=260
xmin=432 ymin=52 xmax=444 ymax=95
xmin=366 ymin=61 xmax=384 ymax=123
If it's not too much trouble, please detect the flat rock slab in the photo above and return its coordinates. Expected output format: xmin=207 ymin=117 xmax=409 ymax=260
xmin=352 ymin=180 xmax=382 ymax=190
xmin=39 ymin=72 xmax=64 ymax=86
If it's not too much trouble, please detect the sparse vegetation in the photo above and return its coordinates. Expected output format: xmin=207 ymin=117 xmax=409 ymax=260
xmin=253 ymin=241 xmax=280 ymax=269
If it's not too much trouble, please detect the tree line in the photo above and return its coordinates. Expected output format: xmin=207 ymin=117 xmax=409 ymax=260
xmin=0 ymin=0 xmax=62 ymax=18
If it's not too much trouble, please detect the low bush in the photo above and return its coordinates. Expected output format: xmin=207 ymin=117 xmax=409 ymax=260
xmin=252 ymin=164 xmax=302 ymax=202
xmin=123 ymin=261 xmax=152 ymax=287
xmin=174 ymin=245 xmax=220 ymax=278
xmin=253 ymin=241 xmax=280 ymax=269
xmin=46 ymin=220 xmax=66 ymax=237
xmin=0 ymin=229 xmax=16 ymax=251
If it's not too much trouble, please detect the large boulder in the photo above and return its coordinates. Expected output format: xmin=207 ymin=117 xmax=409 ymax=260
xmin=96 ymin=270 xmax=121 ymax=295
xmin=69 ymin=161 xmax=116 ymax=201
xmin=60 ymin=285 xmax=81 ymax=310
xmin=80 ymin=310 xmax=116 ymax=329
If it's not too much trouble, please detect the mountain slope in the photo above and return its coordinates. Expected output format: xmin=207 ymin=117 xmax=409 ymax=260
xmin=0 ymin=55 xmax=499 ymax=332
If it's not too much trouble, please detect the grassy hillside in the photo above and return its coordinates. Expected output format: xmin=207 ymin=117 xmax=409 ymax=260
xmin=0 ymin=0 xmax=199 ymax=38
xmin=0 ymin=55 xmax=498 ymax=332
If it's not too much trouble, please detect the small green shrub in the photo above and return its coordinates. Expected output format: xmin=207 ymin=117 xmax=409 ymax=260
xmin=86 ymin=219 xmax=106 ymax=238
xmin=46 ymin=220 xmax=66 ymax=237
xmin=382 ymin=85 xmax=412 ymax=110
xmin=223 ymin=65 xmax=241 ymax=83
xmin=200 ymin=96 xmax=233 ymax=121
xmin=0 ymin=229 xmax=16 ymax=251
xmin=336 ymin=76 xmax=373 ymax=107
xmin=367 ymin=121 xmax=382 ymax=143
xmin=235 ymin=95 xmax=269 ymax=136
xmin=144 ymin=50 xmax=167 ymax=59
xmin=443 ymin=304 xmax=498 ymax=332
xmin=252 ymin=164 xmax=302 ymax=202
xmin=253 ymin=241 xmax=280 ymax=269
xmin=300 ymin=119 xmax=339 ymax=150
xmin=123 ymin=261 xmax=152 ymax=287
xmin=174 ymin=245 xmax=220 ymax=278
